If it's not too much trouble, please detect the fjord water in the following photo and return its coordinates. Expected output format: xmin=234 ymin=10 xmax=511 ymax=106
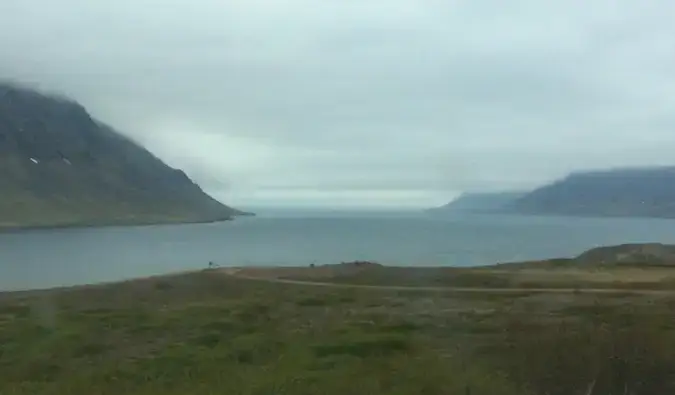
xmin=2 ymin=212 xmax=675 ymax=291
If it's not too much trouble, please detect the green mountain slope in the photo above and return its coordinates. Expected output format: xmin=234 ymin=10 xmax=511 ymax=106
xmin=0 ymin=82 xmax=242 ymax=228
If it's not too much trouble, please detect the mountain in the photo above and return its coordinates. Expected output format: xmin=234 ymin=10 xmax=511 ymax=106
xmin=0 ymin=82 xmax=244 ymax=229
xmin=428 ymin=191 xmax=528 ymax=214
xmin=511 ymin=167 xmax=675 ymax=218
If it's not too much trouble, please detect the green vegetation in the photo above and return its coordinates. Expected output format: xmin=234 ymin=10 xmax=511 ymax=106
xmin=1 ymin=269 xmax=675 ymax=394
xmin=280 ymin=264 xmax=675 ymax=290
xmin=0 ymin=83 xmax=242 ymax=229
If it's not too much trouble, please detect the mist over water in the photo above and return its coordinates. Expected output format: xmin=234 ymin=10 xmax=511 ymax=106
xmin=2 ymin=212 xmax=675 ymax=291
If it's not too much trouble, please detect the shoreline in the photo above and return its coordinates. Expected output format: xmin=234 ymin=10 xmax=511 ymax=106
xmin=3 ymin=242 xmax=675 ymax=294
xmin=5 ymin=261 xmax=675 ymax=296
xmin=0 ymin=268 xmax=207 ymax=298
xmin=0 ymin=215 xmax=247 ymax=234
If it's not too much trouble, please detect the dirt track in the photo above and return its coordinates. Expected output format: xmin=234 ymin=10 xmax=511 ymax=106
xmin=219 ymin=268 xmax=675 ymax=295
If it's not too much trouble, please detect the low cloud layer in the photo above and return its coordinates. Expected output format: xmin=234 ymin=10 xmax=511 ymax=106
xmin=3 ymin=1 xmax=675 ymax=208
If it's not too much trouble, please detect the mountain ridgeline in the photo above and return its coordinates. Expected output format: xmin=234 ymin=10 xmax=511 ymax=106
xmin=432 ymin=167 xmax=675 ymax=219
xmin=510 ymin=167 xmax=675 ymax=218
xmin=0 ymin=82 xmax=243 ymax=228
xmin=428 ymin=191 xmax=527 ymax=214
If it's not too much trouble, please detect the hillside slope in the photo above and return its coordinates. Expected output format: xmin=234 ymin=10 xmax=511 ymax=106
xmin=428 ymin=191 xmax=527 ymax=214
xmin=511 ymin=167 xmax=675 ymax=218
xmin=0 ymin=82 xmax=241 ymax=228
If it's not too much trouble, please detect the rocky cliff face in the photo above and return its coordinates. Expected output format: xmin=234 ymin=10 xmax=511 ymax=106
xmin=0 ymin=82 xmax=241 ymax=228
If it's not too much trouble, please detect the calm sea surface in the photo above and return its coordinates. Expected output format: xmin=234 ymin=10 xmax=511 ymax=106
xmin=2 ymin=212 xmax=675 ymax=290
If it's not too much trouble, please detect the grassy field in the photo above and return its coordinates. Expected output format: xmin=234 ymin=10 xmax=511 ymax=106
xmin=1 ymin=266 xmax=675 ymax=394
xmin=236 ymin=262 xmax=675 ymax=290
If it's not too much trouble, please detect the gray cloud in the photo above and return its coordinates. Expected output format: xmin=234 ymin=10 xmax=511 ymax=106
xmin=3 ymin=0 xmax=675 ymax=208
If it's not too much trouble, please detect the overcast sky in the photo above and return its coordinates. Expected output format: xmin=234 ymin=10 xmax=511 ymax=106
xmin=2 ymin=1 xmax=675 ymax=209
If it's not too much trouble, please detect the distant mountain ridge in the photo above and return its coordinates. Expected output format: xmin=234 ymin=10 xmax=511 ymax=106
xmin=0 ymin=82 xmax=244 ymax=228
xmin=511 ymin=166 xmax=675 ymax=218
xmin=428 ymin=191 xmax=528 ymax=214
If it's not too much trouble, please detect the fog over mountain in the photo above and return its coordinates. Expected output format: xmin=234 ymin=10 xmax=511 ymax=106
xmin=0 ymin=82 xmax=241 ymax=228
xmin=428 ymin=192 xmax=528 ymax=214
xmin=511 ymin=167 xmax=675 ymax=219
xmin=3 ymin=1 xmax=675 ymax=209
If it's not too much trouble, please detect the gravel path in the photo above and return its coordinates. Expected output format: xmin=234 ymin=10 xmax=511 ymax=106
xmin=220 ymin=268 xmax=674 ymax=295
